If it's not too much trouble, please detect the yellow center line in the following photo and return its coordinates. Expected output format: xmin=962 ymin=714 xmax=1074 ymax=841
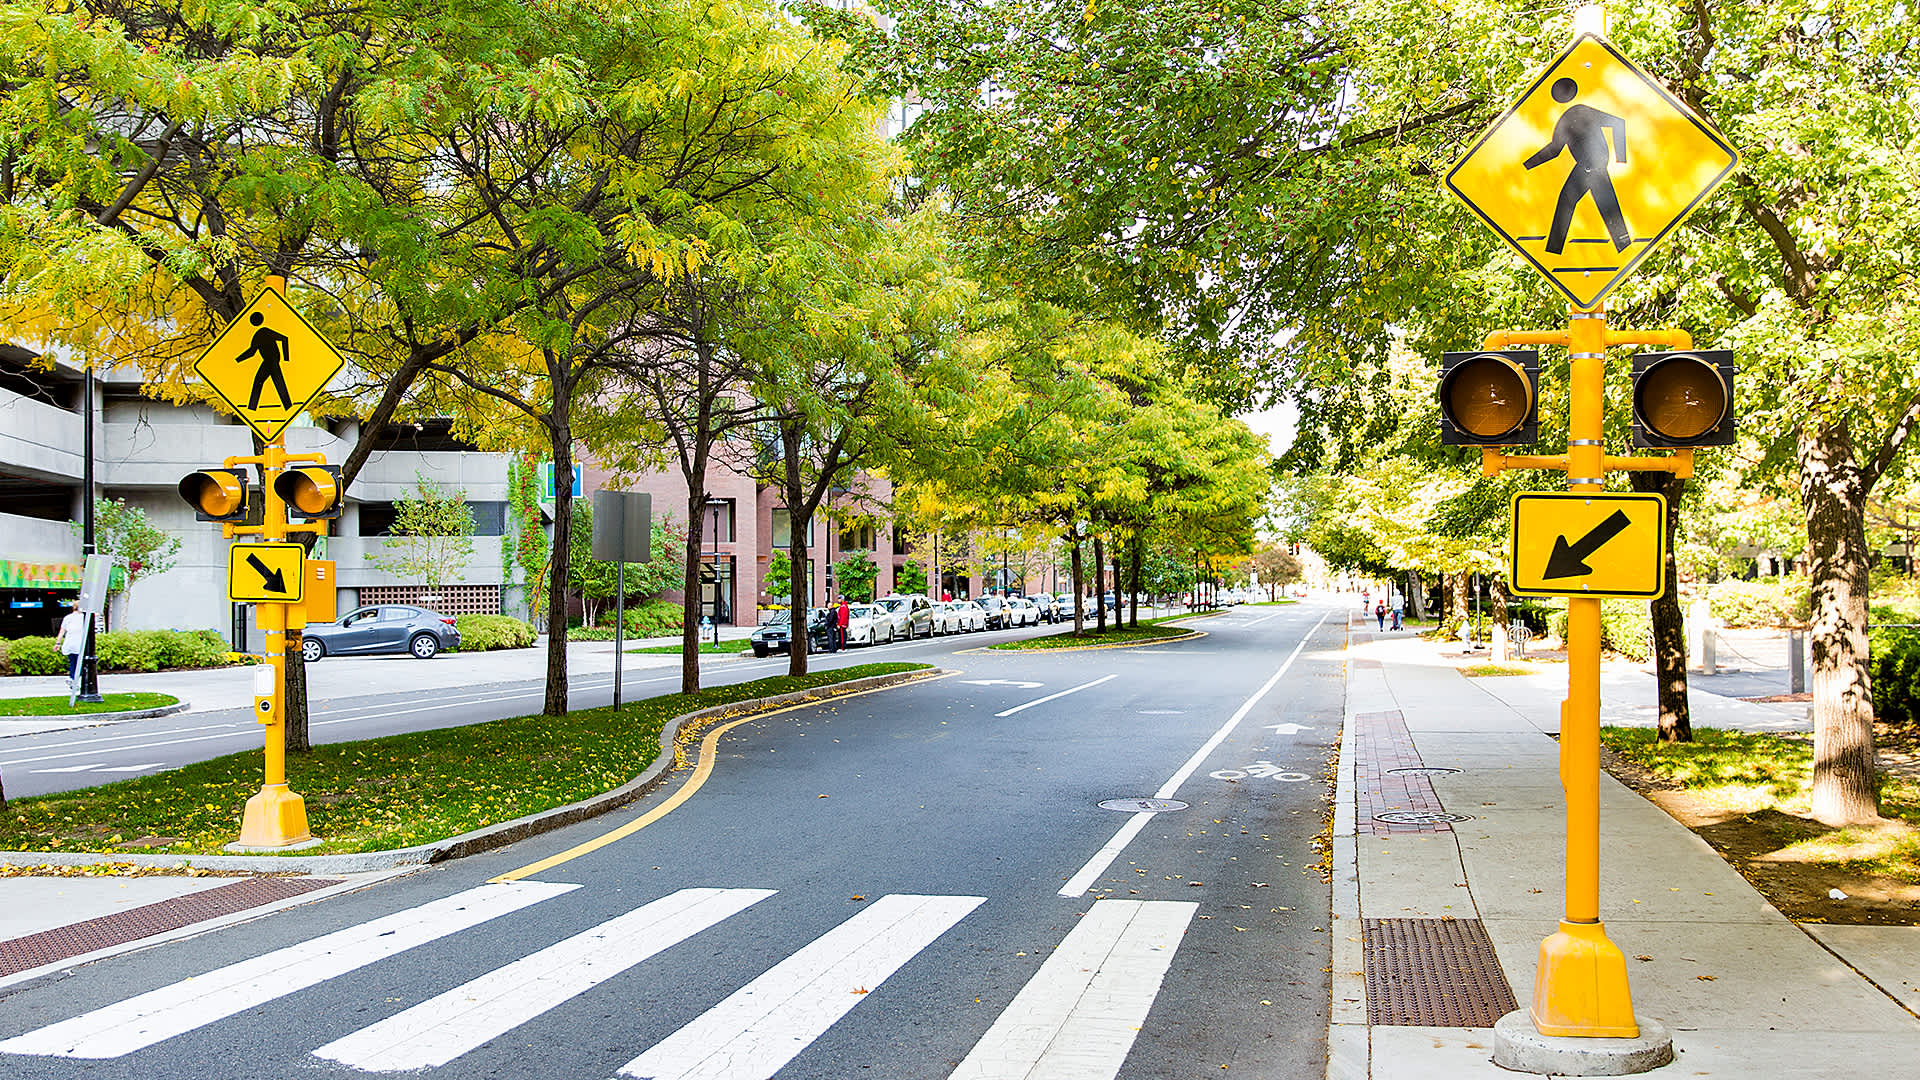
xmin=489 ymin=669 xmax=960 ymax=883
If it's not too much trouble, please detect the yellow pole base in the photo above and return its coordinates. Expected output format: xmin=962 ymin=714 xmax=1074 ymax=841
xmin=1530 ymin=920 xmax=1640 ymax=1038
xmin=236 ymin=783 xmax=313 ymax=848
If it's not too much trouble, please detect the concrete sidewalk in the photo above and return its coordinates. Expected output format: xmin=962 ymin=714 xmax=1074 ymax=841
xmin=1331 ymin=620 xmax=1920 ymax=1078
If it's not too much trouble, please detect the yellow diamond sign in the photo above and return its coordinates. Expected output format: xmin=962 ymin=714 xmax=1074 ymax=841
xmin=1510 ymin=493 xmax=1667 ymax=600
xmin=1445 ymin=33 xmax=1737 ymax=310
xmin=193 ymin=286 xmax=345 ymax=443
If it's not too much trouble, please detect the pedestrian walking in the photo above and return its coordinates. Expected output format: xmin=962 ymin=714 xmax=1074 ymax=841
xmin=834 ymin=596 xmax=851 ymax=652
xmin=58 ymin=605 xmax=88 ymax=701
xmin=1375 ymin=600 xmax=1387 ymax=631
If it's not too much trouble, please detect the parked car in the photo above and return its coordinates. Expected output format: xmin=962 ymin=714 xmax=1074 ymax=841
xmin=302 ymin=604 xmax=460 ymax=662
xmin=846 ymin=603 xmax=895 ymax=646
xmin=976 ymin=595 xmax=1010 ymax=630
xmin=1030 ymin=594 xmax=1060 ymax=624
xmin=749 ymin=608 xmax=836 ymax=656
xmin=929 ymin=601 xmax=966 ymax=636
xmin=1002 ymin=596 xmax=1035 ymax=627
xmin=874 ymin=594 xmax=935 ymax=639
xmin=955 ymin=600 xmax=988 ymax=632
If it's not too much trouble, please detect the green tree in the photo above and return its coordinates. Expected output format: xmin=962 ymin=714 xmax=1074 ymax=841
xmin=365 ymin=476 xmax=475 ymax=597
xmin=763 ymin=550 xmax=793 ymax=604
xmin=895 ymin=561 xmax=928 ymax=596
xmin=833 ymin=552 xmax=879 ymax=603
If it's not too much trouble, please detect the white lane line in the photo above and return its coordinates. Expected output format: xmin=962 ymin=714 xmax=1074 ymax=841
xmin=314 ymin=887 xmax=774 ymax=1072
xmin=618 ymin=893 xmax=985 ymax=1080
xmin=949 ymin=900 xmax=1197 ymax=1080
xmin=994 ymin=675 xmax=1118 ymax=718
xmin=0 ymin=881 xmax=576 ymax=1060
xmin=1058 ymin=611 xmax=1329 ymax=898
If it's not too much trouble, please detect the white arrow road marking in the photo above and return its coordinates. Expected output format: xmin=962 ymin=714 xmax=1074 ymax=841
xmin=1263 ymin=723 xmax=1313 ymax=735
xmin=959 ymin=680 xmax=1044 ymax=689
xmin=0 ymin=881 xmax=576 ymax=1059
xmin=995 ymin=674 xmax=1118 ymax=718
xmin=28 ymin=763 xmax=110 ymax=774
xmin=618 ymin=893 xmax=984 ymax=1080
xmin=93 ymin=763 xmax=166 ymax=773
xmin=1060 ymin=610 xmax=1329 ymax=898
xmin=949 ymin=900 xmax=1197 ymax=1080
xmin=314 ymin=887 xmax=774 ymax=1072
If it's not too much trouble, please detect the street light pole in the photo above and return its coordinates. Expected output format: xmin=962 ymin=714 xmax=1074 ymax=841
xmin=77 ymin=364 xmax=102 ymax=703
xmin=709 ymin=502 xmax=722 ymax=645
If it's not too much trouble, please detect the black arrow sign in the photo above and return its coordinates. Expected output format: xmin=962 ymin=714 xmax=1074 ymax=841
xmin=245 ymin=552 xmax=288 ymax=594
xmin=1543 ymin=509 xmax=1634 ymax=579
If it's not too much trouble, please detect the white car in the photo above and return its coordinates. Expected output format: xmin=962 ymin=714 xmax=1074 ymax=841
xmin=846 ymin=603 xmax=895 ymax=646
xmin=874 ymin=594 xmax=936 ymax=639
xmin=929 ymin=601 xmax=966 ymax=635
xmin=1008 ymin=596 xmax=1040 ymax=626
xmin=954 ymin=600 xmax=988 ymax=632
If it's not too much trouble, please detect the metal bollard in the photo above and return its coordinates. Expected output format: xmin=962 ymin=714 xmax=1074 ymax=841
xmin=1789 ymin=629 xmax=1805 ymax=694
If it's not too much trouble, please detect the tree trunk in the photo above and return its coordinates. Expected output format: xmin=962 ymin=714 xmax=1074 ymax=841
xmin=782 ymin=420 xmax=811 ymax=678
xmin=1093 ymin=534 xmax=1107 ymax=633
xmin=1407 ymin=572 xmax=1426 ymax=620
xmin=1632 ymin=469 xmax=1692 ymax=742
xmin=1113 ymin=548 xmax=1125 ymax=630
xmin=1446 ymin=570 xmax=1471 ymax=637
xmin=681 ymin=472 xmax=708 ymax=696
xmin=283 ymin=629 xmax=311 ymax=751
xmin=1070 ymin=529 xmax=1085 ymax=635
xmin=543 ymin=414 xmax=573 ymax=716
xmin=1800 ymin=421 xmax=1880 ymax=824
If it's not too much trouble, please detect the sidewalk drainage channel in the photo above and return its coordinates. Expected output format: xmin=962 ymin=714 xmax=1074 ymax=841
xmin=1363 ymin=917 xmax=1519 ymax=1026
xmin=1098 ymin=798 xmax=1189 ymax=813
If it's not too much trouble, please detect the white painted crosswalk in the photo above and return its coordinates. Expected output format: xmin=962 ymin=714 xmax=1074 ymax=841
xmin=0 ymin=884 xmax=1196 ymax=1080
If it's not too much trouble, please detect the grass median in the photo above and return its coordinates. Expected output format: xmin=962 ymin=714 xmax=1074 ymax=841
xmin=0 ymin=663 xmax=927 ymax=858
xmin=627 ymin=641 xmax=752 ymax=655
xmin=988 ymin=613 xmax=1204 ymax=651
xmin=0 ymin=693 xmax=180 ymax=717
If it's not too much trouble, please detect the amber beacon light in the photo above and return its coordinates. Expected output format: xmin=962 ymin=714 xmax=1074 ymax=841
xmin=1439 ymin=350 xmax=1540 ymax=446
xmin=274 ymin=465 xmax=344 ymax=520
xmin=178 ymin=468 xmax=251 ymax=522
xmin=1631 ymin=350 xmax=1736 ymax=448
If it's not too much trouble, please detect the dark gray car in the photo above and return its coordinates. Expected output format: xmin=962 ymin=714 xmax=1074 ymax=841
xmin=301 ymin=604 xmax=461 ymax=661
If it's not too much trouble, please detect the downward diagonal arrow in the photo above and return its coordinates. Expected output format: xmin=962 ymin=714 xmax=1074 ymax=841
xmin=1543 ymin=509 xmax=1633 ymax=579
xmin=246 ymin=552 xmax=288 ymax=594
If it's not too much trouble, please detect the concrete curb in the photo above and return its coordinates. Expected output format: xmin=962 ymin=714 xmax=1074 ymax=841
xmin=0 ymin=699 xmax=190 ymax=724
xmin=0 ymin=668 xmax=946 ymax=876
xmin=1328 ymin=613 xmax=1369 ymax=1080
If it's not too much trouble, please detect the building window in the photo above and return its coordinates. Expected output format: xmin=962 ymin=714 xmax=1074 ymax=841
xmin=358 ymin=502 xmax=398 ymax=536
xmin=703 ymin=499 xmax=735 ymax=543
xmin=770 ymin=508 xmax=814 ymax=547
xmin=839 ymin=524 xmax=876 ymax=551
xmin=468 ymin=501 xmax=507 ymax=537
xmin=892 ymin=527 xmax=909 ymax=556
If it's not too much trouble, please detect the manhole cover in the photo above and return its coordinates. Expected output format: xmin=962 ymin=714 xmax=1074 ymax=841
xmin=1373 ymin=810 xmax=1473 ymax=824
xmin=1099 ymin=798 xmax=1189 ymax=813
xmin=1386 ymin=766 xmax=1461 ymax=776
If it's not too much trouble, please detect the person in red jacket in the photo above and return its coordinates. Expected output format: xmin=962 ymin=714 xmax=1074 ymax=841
xmin=834 ymin=595 xmax=851 ymax=651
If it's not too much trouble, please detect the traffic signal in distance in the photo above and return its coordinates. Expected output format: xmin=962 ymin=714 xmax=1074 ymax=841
xmin=1438 ymin=350 xmax=1540 ymax=446
xmin=179 ymin=468 xmax=250 ymax=522
xmin=274 ymin=465 xmax=344 ymax=520
xmin=1631 ymin=350 xmax=1736 ymax=448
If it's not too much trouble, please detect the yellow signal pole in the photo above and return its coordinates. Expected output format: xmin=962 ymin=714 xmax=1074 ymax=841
xmin=234 ymin=430 xmax=313 ymax=848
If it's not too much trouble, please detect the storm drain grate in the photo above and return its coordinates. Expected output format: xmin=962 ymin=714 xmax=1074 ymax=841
xmin=0 ymin=876 xmax=340 ymax=977
xmin=1363 ymin=918 xmax=1519 ymax=1027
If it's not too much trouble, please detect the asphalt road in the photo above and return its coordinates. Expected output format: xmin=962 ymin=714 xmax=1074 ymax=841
xmin=0 ymin=601 xmax=1345 ymax=1080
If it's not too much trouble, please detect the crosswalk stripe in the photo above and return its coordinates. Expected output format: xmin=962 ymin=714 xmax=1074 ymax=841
xmin=311 ymin=887 xmax=775 ymax=1072
xmin=619 ymin=893 xmax=985 ymax=1080
xmin=947 ymin=899 xmax=1197 ymax=1080
xmin=0 ymin=880 xmax=576 ymax=1060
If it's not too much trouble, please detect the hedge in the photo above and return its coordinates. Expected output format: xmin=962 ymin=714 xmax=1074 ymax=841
xmin=1550 ymin=601 xmax=1653 ymax=663
xmin=0 ymin=629 xmax=233 ymax=676
xmin=455 ymin=614 xmax=536 ymax=651
xmin=1871 ymin=628 xmax=1920 ymax=728
xmin=1707 ymin=579 xmax=1810 ymax=628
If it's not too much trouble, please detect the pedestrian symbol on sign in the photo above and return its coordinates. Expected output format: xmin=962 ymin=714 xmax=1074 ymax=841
xmin=1524 ymin=78 xmax=1630 ymax=255
xmin=235 ymin=312 xmax=293 ymax=410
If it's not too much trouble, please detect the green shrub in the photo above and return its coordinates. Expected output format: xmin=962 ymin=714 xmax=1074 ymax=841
xmin=5 ymin=636 xmax=66 ymax=676
xmin=621 ymin=599 xmax=685 ymax=638
xmin=1708 ymin=579 xmax=1810 ymax=628
xmin=1871 ymin=628 xmax=1920 ymax=728
xmin=1550 ymin=601 xmax=1652 ymax=662
xmin=455 ymin=614 xmax=536 ymax=651
xmin=95 ymin=630 xmax=161 ymax=672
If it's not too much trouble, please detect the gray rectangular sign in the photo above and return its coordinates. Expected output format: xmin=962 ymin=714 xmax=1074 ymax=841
xmin=591 ymin=490 xmax=652 ymax=563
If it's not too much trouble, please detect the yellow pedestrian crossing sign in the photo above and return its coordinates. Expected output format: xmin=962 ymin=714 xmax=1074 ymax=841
xmin=1510 ymin=493 xmax=1666 ymax=600
xmin=229 ymin=541 xmax=306 ymax=603
xmin=1445 ymin=33 xmax=1737 ymax=310
xmin=193 ymin=286 xmax=345 ymax=443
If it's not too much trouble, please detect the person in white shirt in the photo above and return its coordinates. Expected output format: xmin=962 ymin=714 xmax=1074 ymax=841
xmin=59 ymin=607 xmax=89 ymax=683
